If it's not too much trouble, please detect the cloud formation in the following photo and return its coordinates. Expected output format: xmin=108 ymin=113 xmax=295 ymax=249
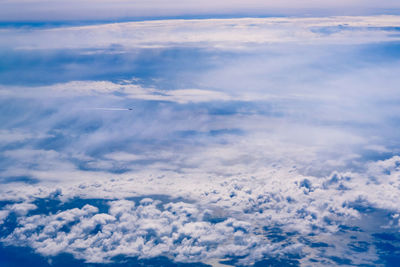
xmin=1 ymin=15 xmax=400 ymax=266
xmin=1 ymin=156 xmax=400 ymax=265
xmin=2 ymin=16 xmax=400 ymax=50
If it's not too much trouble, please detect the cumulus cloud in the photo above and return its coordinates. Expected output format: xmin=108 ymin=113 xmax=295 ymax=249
xmin=1 ymin=155 xmax=400 ymax=265
xmin=0 ymin=210 xmax=10 ymax=224
xmin=0 ymin=202 xmax=37 ymax=224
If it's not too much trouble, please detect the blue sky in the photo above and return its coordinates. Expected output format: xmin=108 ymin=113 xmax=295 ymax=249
xmin=1 ymin=4 xmax=400 ymax=267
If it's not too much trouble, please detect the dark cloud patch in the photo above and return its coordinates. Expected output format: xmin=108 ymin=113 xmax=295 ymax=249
xmin=220 ymin=255 xmax=301 ymax=267
xmin=0 ymin=244 xmax=211 ymax=267
xmin=0 ymin=47 xmax=220 ymax=88
xmin=347 ymin=241 xmax=370 ymax=253
xmin=327 ymin=256 xmax=353 ymax=265
xmin=28 ymin=197 xmax=110 ymax=216
xmin=1 ymin=176 xmax=40 ymax=185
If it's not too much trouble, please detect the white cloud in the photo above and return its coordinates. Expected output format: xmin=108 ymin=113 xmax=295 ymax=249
xmin=2 ymin=16 xmax=400 ymax=50
xmin=103 ymin=152 xmax=143 ymax=162
xmin=0 ymin=130 xmax=33 ymax=144
xmin=1 ymin=198 xmax=283 ymax=264
xmin=0 ymin=129 xmax=52 ymax=145
xmin=0 ymin=210 xmax=10 ymax=224
xmin=6 ymin=202 xmax=37 ymax=216
xmin=2 ymin=156 xmax=400 ymax=265
xmin=0 ymin=81 xmax=234 ymax=104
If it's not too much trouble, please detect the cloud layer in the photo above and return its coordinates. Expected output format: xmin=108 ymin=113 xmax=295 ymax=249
xmin=2 ymin=156 xmax=400 ymax=265
xmin=2 ymin=16 xmax=400 ymax=50
xmin=1 ymin=16 xmax=400 ymax=266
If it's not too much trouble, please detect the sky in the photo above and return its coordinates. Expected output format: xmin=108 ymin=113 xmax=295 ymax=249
xmin=1 ymin=2 xmax=400 ymax=267
xmin=1 ymin=0 xmax=400 ymax=21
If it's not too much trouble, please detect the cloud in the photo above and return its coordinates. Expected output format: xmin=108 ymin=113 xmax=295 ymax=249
xmin=3 ymin=202 xmax=37 ymax=216
xmin=0 ymin=130 xmax=52 ymax=146
xmin=0 ymin=196 xmax=303 ymax=264
xmin=0 ymin=130 xmax=34 ymax=144
xmin=1 ymin=155 xmax=400 ymax=265
xmin=104 ymin=152 xmax=143 ymax=162
xmin=2 ymin=16 xmax=400 ymax=50
xmin=0 ymin=80 xmax=234 ymax=104
xmin=1 ymin=15 xmax=400 ymax=266
xmin=0 ymin=210 xmax=10 ymax=224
